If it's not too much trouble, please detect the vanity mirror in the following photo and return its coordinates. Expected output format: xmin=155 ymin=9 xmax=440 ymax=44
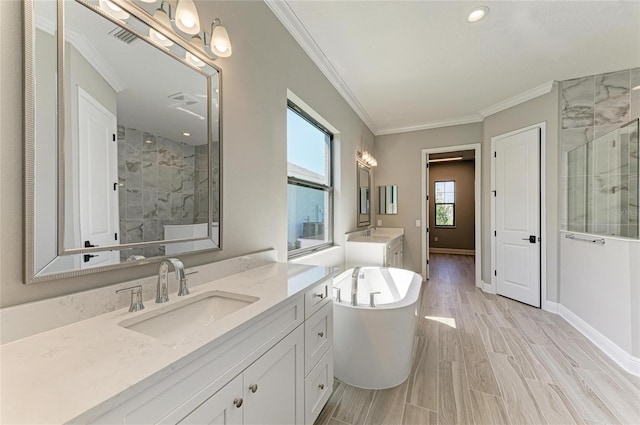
xmin=378 ymin=185 xmax=398 ymax=215
xmin=25 ymin=0 xmax=222 ymax=282
xmin=357 ymin=163 xmax=371 ymax=227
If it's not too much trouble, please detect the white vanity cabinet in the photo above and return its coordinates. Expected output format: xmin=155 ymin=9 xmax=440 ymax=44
xmin=345 ymin=234 xmax=404 ymax=268
xmin=178 ymin=327 xmax=304 ymax=425
xmin=91 ymin=277 xmax=332 ymax=425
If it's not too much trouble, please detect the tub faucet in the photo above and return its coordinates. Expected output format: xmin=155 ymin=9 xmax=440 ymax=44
xmin=156 ymin=258 xmax=186 ymax=303
xmin=351 ymin=267 xmax=363 ymax=306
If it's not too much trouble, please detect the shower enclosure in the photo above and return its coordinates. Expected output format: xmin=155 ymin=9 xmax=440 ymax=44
xmin=567 ymin=119 xmax=639 ymax=238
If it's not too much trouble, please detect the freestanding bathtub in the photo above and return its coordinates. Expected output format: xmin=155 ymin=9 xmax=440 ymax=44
xmin=333 ymin=267 xmax=422 ymax=389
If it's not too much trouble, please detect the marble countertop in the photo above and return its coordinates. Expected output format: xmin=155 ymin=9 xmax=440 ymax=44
xmin=347 ymin=228 xmax=404 ymax=244
xmin=0 ymin=262 xmax=332 ymax=424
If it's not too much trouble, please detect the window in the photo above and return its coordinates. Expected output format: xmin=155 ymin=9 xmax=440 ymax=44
xmin=287 ymin=101 xmax=333 ymax=257
xmin=435 ymin=181 xmax=455 ymax=227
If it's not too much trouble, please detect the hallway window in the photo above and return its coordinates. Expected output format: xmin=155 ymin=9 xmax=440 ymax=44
xmin=287 ymin=101 xmax=333 ymax=257
xmin=435 ymin=180 xmax=455 ymax=227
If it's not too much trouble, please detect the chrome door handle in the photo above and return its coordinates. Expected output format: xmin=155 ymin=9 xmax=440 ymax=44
xmin=522 ymin=235 xmax=536 ymax=243
xmin=318 ymin=331 xmax=324 ymax=338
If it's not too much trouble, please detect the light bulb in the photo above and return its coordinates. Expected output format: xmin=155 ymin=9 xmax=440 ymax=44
xmin=149 ymin=6 xmax=173 ymax=47
xmin=186 ymin=51 xmax=205 ymax=68
xmin=210 ymin=21 xmax=232 ymax=57
xmin=99 ymin=0 xmax=130 ymax=20
xmin=175 ymin=0 xmax=201 ymax=35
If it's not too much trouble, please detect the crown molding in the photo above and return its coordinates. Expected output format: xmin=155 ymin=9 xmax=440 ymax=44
xmin=265 ymin=0 xmax=556 ymax=136
xmin=478 ymin=81 xmax=556 ymax=118
xmin=264 ymin=0 xmax=378 ymax=134
xmin=66 ymin=28 xmax=127 ymax=93
xmin=376 ymin=114 xmax=483 ymax=136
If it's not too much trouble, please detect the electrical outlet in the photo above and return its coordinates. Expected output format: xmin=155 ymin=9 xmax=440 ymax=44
xmin=377 ymin=219 xmax=382 ymax=226
xmin=434 ymin=236 xmax=438 ymax=242
xmin=415 ymin=219 xmax=421 ymax=227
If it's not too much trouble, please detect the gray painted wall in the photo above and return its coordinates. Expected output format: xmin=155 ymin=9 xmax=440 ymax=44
xmin=429 ymin=160 xmax=475 ymax=250
xmin=0 ymin=0 xmax=373 ymax=307
xmin=373 ymin=123 xmax=482 ymax=274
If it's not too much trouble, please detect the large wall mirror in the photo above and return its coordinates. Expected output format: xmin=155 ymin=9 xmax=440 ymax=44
xmin=357 ymin=162 xmax=371 ymax=227
xmin=25 ymin=0 xmax=222 ymax=282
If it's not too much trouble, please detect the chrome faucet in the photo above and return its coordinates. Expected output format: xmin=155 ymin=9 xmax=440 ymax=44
xmin=156 ymin=258 xmax=186 ymax=303
xmin=351 ymin=267 xmax=362 ymax=306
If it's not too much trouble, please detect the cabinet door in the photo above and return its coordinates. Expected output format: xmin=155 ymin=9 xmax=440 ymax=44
xmin=243 ymin=326 xmax=304 ymax=425
xmin=177 ymin=375 xmax=243 ymax=425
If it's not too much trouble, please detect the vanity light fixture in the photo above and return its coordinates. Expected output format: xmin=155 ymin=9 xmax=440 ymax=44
xmin=428 ymin=156 xmax=463 ymax=163
xmin=98 ymin=0 xmax=130 ymax=20
xmin=175 ymin=0 xmax=201 ymax=35
xmin=467 ymin=6 xmax=489 ymax=23
xmin=358 ymin=150 xmax=378 ymax=167
xmin=209 ymin=18 xmax=232 ymax=58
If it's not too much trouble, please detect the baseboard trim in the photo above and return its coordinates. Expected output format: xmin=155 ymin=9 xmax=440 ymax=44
xmin=482 ymin=281 xmax=495 ymax=294
xmin=558 ymin=305 xmax=640 ymax=377
xmin=542 ymin=300 xmax=559 ymax=314
xmin=429 ymin=248 xmax=475 ymax=256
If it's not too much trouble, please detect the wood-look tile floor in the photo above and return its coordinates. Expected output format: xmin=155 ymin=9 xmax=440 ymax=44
xmin=315 ymin=254 xmax=640 ymax=425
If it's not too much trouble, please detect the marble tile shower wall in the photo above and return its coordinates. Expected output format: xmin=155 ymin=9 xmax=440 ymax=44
xmin=560 ymin=68 xmax=640 ymax=232
xmin=117 ymin=126 xmax=209 ymax=258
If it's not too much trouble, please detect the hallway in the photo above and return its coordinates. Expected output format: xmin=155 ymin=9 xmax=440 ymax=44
xmin=316 ymin=254 xmax=640 ymax=425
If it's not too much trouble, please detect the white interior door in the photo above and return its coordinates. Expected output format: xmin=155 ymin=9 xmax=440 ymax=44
xmin=425 ymin=162 xmax=430 ymax=279
xmin=78 ymin=88 xmax=119 ymax=268
xmin=494 ymin=128 xmax=541 ymax=307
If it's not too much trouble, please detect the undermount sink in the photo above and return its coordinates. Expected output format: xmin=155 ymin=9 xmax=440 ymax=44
xmin=118 ymin=291 xmax=259 ymax=340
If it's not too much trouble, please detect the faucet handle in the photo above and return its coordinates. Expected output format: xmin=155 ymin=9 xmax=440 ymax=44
xmin=178 ymin=271 xmax=198 ymax=297
xmin=369 ymin=291 xmax=381 ymax=308
xmin=334 ymin=287 xmax=342 ymax=303
xmin=116 ymin=285 xmax=145 ymax=312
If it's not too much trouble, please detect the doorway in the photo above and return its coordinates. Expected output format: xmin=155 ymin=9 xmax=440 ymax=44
xmin=421 ymin=143 xmax=481 ymax=287
xmin=491 ymin=123 xmax=546 ymax=308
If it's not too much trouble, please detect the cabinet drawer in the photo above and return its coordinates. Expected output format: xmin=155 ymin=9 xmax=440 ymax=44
xmin=305 ymin=278 xmax=331 ymax=318
xmin=304 ymin=301 xmax=333 ymax=375
xmin=304 ymin=348 xmax=333 ymax=425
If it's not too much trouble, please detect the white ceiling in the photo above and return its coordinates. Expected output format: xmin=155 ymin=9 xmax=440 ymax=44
xmin=267 ymin=1 xmax=640 ymax=135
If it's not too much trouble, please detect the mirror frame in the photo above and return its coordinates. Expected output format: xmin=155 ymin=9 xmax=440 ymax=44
xmin=24 ymin=0 xmax=223 ymax=283
xmin=357 ymin=161 xmax=371 ymax=228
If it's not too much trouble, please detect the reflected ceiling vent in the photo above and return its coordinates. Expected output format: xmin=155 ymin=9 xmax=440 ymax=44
xmin=108 ymin=26 xmax=138 ymax=44
xmin=168 ymin=92 xmax=200 ymax=106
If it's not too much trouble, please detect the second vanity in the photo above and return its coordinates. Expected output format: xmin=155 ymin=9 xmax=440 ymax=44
xmin=345 ymin=227 xmax=404 ymax=269
xmin=1 ymin=261 xmax=334 ymax=424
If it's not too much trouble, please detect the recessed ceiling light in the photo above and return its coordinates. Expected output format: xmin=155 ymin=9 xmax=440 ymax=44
xmin=144 ymin=139 xmax=153 ymax=144
xmin=183 ymin=132 xmax=191 ymax=137
xmin=467 ymin=6 xmax=489 ymax=23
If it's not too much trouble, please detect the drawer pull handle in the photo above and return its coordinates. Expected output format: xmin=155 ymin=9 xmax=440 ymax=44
xmin=233 ymin=398 xmax=243 ymax=408
xmin=318 ymin=384 xmax=325 ymax=390
xmin=318 ymin=331 xmax=324 ymax=338
xmin=314 ymin=293 xmax=325 ymax=299
xmin=249 ymin=384 xmax=258 ymax=393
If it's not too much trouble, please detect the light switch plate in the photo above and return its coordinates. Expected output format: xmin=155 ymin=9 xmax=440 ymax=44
xmin=377 ymin=219 xmax=382 ymax=226
xmin=415 ymin=219 xmax=421 ymax=227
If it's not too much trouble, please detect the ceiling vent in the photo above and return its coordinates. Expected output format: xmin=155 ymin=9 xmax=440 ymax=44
xmin=108 ymin=27 xmax=138 ymax=44
xmin=168 ymin=92 xmax=200 ymax=106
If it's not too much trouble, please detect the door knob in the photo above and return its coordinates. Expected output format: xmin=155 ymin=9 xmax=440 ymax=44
xmin=233 ymin=398 xmax=243 ymax=408
xmin=249 ymin=384 xmax=258 ymax=393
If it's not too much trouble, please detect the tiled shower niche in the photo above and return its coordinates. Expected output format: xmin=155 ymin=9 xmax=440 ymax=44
xmin=567 ymin=119 xmax=639 ymax=238
xmin=117 ymin=125 xmax=211 ymax=258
